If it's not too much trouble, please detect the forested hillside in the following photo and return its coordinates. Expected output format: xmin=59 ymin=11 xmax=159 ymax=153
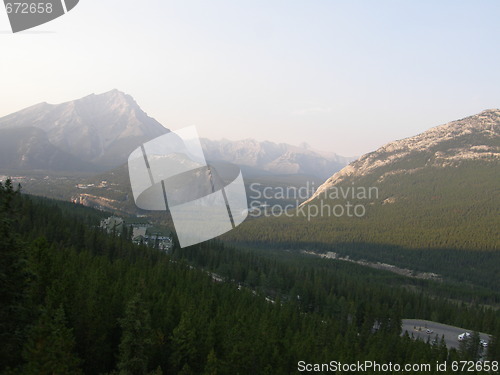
xmin=222 ymin=110 xmax=499 ymax=293
xmin=1 ymin=180 xmax=500 ymax=374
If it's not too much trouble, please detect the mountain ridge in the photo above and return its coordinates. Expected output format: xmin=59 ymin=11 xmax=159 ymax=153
xmin=201 ymin=138 xmax=354 ymax=179
xmin=0 ymin=90 xmax=170 ymax=170
xmin=0 ymin=90 xmax=353 ymax=178
xmin=303 ymin=108 xmax=499 ymax=205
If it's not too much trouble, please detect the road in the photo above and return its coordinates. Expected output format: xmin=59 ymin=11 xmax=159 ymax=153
xmin=402 ymin=319 xmax=491 ymax=350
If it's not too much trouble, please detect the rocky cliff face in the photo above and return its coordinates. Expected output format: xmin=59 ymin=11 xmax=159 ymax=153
xmin=304 ymin=109 xmax=499 ymax=205
xmin=0 ymin=90 xmax=169 ymax=170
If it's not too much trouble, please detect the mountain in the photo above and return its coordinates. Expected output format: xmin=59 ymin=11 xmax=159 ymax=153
xmin=226 ymin=109 xmax=499 ymax=252
xmin=221 ymin=109 xmax=499 ymax=293
xmin=303 ymin=108 xmax=500 ymax=204
xmin=0 ymin=90 xmax=352 ymax=177
xmin=0 ymin=127 xmax=97 ymax=172
xmin=0 ymin=90 xmax=169 ymax=170
xmin=201 ymin=138 xmax=354 ymax=179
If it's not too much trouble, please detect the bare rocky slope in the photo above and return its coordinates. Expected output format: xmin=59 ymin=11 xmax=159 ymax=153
xmin=0 ymin=90 xmax=170 ymax=170
xmin=304 ymin=109 xmax=499 ymax=205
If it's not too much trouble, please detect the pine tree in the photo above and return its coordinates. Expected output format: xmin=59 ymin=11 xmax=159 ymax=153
xmin=178 ymin=363 xmax=194 ymax=375
xmin=203 ymin=348 xmax=220 ymax=375
xmin=485 ymin=322 xmax=500 ymax=361
xmin=459 ymin=331 xmax=482 ymax=361
xmin=438 ymin=334 xmax=448 ymax=362
xmin=0 ymin=179 xmax=29 ymax=370
xmin=170 ymin=311 xmax=198 ymax=373
xmin=22 ymin=302 xmax=82 ymax=375
xmin=117 ymin=292 xmax=152 ymax=375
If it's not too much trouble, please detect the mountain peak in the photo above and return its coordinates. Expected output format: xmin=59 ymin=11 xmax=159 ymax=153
xmin=0 ymin=91 xmax=169 ymax=171
xmin=70 ymin=89 xmax=141 ymax=115
xmin=478 ymin=108 xmax=500 ymax=115
xmin=93 ymin=89 xmax=136 ymax=104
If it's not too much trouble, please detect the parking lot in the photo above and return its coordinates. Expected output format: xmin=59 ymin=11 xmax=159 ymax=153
xmin=402 ymin=319 xmax=491 ymax=350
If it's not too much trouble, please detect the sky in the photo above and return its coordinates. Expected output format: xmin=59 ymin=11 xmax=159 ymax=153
xmin=1 ymin=0 xmax=499 ymax=156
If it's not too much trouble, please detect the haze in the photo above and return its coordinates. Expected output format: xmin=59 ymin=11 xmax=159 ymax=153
xmin=1 ymin=0 xmax=499 ymax=156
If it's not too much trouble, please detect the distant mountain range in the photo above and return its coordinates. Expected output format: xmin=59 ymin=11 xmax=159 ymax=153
xmin=201 ymin=138 xmax=354 ymax=179
xmin=0 ymin=90 xmax=352 ymax=178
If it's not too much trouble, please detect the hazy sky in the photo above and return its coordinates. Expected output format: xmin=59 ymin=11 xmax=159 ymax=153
xmin=1 ymin=0 xmax=499 ymax=156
